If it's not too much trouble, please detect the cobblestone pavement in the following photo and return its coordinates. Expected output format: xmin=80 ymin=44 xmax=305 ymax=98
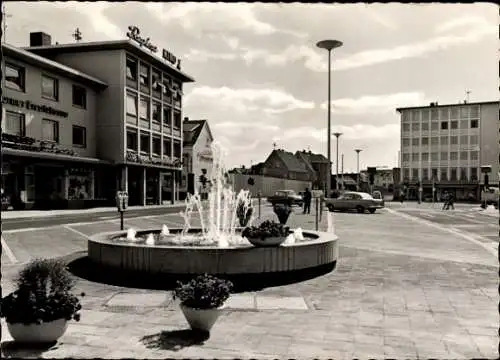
xmin=1 ymin=206 xmax=498 ymax=358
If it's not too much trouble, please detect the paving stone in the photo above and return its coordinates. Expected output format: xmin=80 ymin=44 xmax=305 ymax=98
xmin=471 ymin=335 xmax=499 ymax=358
xmin=256 ymin=295 xmax=308 ymax=310
xmin=223 ymin=293 xmax=255 ymax=309
xmin=106 ymin=292 xmax=169 ymax=307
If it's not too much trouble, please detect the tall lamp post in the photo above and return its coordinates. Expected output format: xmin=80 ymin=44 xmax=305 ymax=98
xmin=355 ymin=149 xmax=362 ymax=191
xmin=316 ymin=39 xmax=343 ymax=196
xmin=333 ymin=132 xmax=342 ymax=190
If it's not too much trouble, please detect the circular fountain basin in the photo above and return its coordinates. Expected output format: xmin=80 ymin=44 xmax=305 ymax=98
xmin=88 ymin=228 xmax=338 ymax=275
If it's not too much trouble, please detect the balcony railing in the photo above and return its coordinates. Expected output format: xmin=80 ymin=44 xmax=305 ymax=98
xmin=126 ymin=150 xmax=182 ymax=167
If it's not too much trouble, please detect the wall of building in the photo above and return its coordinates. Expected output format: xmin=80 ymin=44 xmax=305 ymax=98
xmin=53 ymin=50 xmax=125 ymax=162
xmin=2 ymin=56 xmax=98 ymax=158
xmin=191 ymin=123 xmax=213 ymax=191
xmin=230 ymin=174 xmax=311 ymax=197
xmin=479 ymin=102 xmax=499 ymax=184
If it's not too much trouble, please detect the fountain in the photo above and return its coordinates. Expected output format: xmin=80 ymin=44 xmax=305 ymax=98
xmin=88 ymin=141 xmax=338 ymax=277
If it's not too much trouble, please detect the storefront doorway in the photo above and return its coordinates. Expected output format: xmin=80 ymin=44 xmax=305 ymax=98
xmin=145 ymin=169 xmax=159 ymax=205
xmin=127 ymin=167 xmax=142 ymax=206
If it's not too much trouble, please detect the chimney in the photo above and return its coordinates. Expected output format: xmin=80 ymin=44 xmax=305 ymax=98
xmin=30 ymin=32 xmax=52 ymax=47
xmin=183 ymin=116 xmax=189 ymax=122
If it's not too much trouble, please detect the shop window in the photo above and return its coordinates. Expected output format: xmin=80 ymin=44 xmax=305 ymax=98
xmin=470 ymin=119 xmax=479 ymax=128
xmin=139 ymin=98 xmax=149 ymax=119
xmin=6 ymin=63 xmax=25 ymax=92
xmin=450 ymin=136 xmax=458 ymax=145
xmin=41 ymin=75 xmax=59 ymax=101
xmin=140 ymin=132 xmax=150 ymax=153
xmin=139 ymin=64 xmax=150 ymax=86
xmin=72 ymin=126 xmax=86 ymax=147
xmin=26 ymin=165 xmax=35 ymax=202
xmin=470 ymin=167 xmax=478 ymax=180
xmin=450 ymin=121 xmax=458 ymax=129
xmin=126 ymin=127 xmax=138 ymax=151
xmin=126 ymin=57 xmax=137 ymax=80
xmin=402 ymin=123 xmax=410 ymax=132
xmin=421 ymin=152 xmax=429 ymax=161
xmin=5 ymin=111 xmax=26 ymax=136
xmin=68 ymin=169 xmax=92 ymax=200
xmin=163 ymin=139 xmax=172 ymax=157
xmin=440 ymin=152 xmax=447 ymax=161
xmin=42 ymin=119 xmax=59 ymax=143
xmin=173 ymin=140 xmax=181 ymax=158
xmin=72 ymin=85 xmax=87 ymax=109
xmin=440 ymin=121 xmax=448 ymax=130
xmin=450 ymin=151 xmax=458 ymax=161
xmin=152 ymin=136 xmax=161 ymax=156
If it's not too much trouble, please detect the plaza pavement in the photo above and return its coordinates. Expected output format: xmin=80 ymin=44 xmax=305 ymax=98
xmin=1 ymin=204 xmax=498 ymax=358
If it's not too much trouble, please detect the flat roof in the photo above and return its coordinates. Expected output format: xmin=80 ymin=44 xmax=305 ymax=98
xmin=24 ymin=39 xmax=195 ymax=83
xmin=396 ymin=100 xmax=499 ymax=112
xmin=3 ymin=43 xmax=108 ymax=89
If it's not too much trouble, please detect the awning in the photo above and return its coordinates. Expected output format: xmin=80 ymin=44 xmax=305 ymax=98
xmin=2 ymin=148 xmax=111 ymax=165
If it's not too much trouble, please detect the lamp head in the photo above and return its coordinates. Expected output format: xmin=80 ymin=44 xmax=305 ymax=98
xmin=316 ymin=39 xmax=343 ymax=51
xmin=355 ymin=149 xmax=362 ymax=153
xmin=332 ymin=132 xmax=343 ymax=138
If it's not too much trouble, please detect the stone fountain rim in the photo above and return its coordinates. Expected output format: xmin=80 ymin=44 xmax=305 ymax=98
xmin=88 ymin=227 xmax=338 ymax=250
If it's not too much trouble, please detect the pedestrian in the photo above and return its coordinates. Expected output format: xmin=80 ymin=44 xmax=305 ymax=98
xmin=442 ymin=191 xmax=449 ymax=210
xmin=399 ymin=189 xmax=405 ymax=204
xmin=446 ymin=193 xmax=455 ymax=210
xmin=303 ymin=187 xmax=312 ymax=214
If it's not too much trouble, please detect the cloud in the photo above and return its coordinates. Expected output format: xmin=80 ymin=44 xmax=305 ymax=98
xmin=282 ymin=123 xmax=400 ymax=142
xmin=185 ymin=86 xmax=315 ymax=114
xmin=435 ymin=15 xmax=489 ymax=33
xmin=214 ymin=122 xmax=280 ymax=137
xmin=321 ymin=92 xmax=428 ymax=115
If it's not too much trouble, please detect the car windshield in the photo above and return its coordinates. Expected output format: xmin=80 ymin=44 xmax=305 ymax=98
xmin=359 ymin=193 xmax=374 ymax=200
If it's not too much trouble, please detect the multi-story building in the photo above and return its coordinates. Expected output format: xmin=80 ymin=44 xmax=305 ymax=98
xmin=397 ymin=100 xmax=499 ymax=201
xmin=1 ymin=42 xmax=109 ymax=210
xmin=25 ymin=30 xmax=195 ymax=206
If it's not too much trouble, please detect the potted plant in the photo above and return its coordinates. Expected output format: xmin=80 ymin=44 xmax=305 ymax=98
xmin=242 ymin=220 xmax=290 ymax=247
xmin=272 ymin=203 xmax=293 ymax=224
xmin=173 ymin=274 xmax=233 ymax=333
xmin=0 ymin=258 xmax=85 ymax=343
xmin=236 ymin=201 xmax=253 ymax=227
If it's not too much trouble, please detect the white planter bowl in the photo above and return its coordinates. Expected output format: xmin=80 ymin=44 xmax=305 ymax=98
xmin=180 ymin=304 xmax=223 ymax=332
xmin=248 ymin=236 xmax=286 ymax=247
xmin=7 ymin=318 xmax=69 ymax=343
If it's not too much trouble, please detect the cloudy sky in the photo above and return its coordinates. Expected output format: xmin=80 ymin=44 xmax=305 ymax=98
xmin=5 ymin=2 xmax=498 ymax=172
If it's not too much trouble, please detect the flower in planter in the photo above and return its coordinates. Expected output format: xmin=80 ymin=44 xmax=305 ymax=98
xmin=236 ymin=201 xmax=253 ymax=227
xmin=0 ymin=258 xmax=85 ymax=325
xmin=272 ymin=203 xmax=293 ymax=224
xmin=241 ymin=220 xmax=290 ymax=240
xmin=173 ymin=274 xmax=233 ymax=310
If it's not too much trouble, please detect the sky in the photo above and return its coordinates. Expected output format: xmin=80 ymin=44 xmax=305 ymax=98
xmin=4 ymin=2 xmax=498 ymax=172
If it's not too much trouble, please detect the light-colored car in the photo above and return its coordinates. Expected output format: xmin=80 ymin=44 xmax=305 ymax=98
xmin=325 ymin=191 xmax=384 ymax=214
xmin=267 ymin=190 xmax=303 ymax=206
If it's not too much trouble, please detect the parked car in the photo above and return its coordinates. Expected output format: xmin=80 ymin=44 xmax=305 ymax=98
xmin=267 ymin=190 xmax=303 ymax=206
xmin=481 ymin=187 xmax=499 ymax=207
xmin=371 ymin=190 xmax=385 ymax=207
xmin=325 ymin=191 xmax=384 ymax=214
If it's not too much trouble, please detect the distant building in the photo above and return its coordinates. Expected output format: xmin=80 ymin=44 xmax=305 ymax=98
xmin=261 ymin=149 xmax=312 ymax=181
xmin=295 ymin=150 xmax=330 ymax=190
xmin=397 ymin=100 xmax=499 ymax=201
xmin=360 ymin=167 xmax=394 ymax=190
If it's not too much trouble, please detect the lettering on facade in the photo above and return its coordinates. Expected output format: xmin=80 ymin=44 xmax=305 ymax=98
xmin=2 ymin=97 xmax=68 ymax=118
xmin=126 ymin=26 xmax=158 ymax=53
xmin=162 ymin=49 xmax=182 ymax=70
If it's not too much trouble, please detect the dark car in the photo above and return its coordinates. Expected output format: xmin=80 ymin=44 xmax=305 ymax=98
xmin=267 ymin=190 xmax=303 ymax=206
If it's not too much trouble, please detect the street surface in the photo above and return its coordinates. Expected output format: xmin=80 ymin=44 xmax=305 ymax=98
xmin=1 ymin=203 xmax=497 ymax=358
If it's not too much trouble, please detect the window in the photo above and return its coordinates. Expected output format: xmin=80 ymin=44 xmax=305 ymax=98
xmin=469 ymin=135 xmax=478 ymax=145
xmin=412 ymin=169 xmax=419 ymax=179
xmin=403 ymin=169 xmax=410 ymax=179
xmin=440 ymin=169 xmax=448 ymax=181
xmin=412 ymin=111 xmax=420 ymax=122
xmin=139 ymin=98 xmax=149 ymax=119
xmin=163 ymin=139 xmax=172 ymax=157
xmin=162 ymin=76 xmax=172 ymax=96
xmin=5 ymin=111 xmax=25 ymax=136
xmin=402 ymin=123 xmax=410 ymax=132
xmin=470 ymin=119 xmax=479 ymax=128
xmin=470 ymin=106 xmax=479 ymax=118
xmin=422 ymin=109 xmax=430 ymax=122
xmin=72 ymin=85 xmax=87 ymax=108
xmin=402 ymin=112 xmax=410 ymax=123
xmin=402 ymin=138 xmax=410 ymax=147
xmin=440 ymin=152 xmax=448 ymax=161
xmin=140 ymin=132 xmax=150 ymax=153
xmin=460 ymin=168 xmax=467 ymax=180
xmin=5 ymin=63 xmax=25 ymax=91
xmin=431 ymin=152 xmax=438 ymax=161
xmin=41 ymin=75 xmax=59 ymax=100
xmin=470 ymin=167 xmax=478 ymax=180
xmin=459 ymin=119 xmax=468 ymax=129
xmin=139 ymin=64 xmax=150 ymax=86
xmin=460 ymin=107 xmax=469 ymax=118
xmin=459 ymin=135 xmax=468 ymax=145
xmin=152 ymin=103 xmax=161 ymax=123
xmin=439 ymin=108 xmax=448 ymax=119
xmin=126 ymin=57 xmax=137 ymax=80
xmin=173 ymin=112 xmax=182 ymax=128
xmin=431 ymin=122 xmax=439 ymax=130
xmin=42 ymin=119 xmax=59 ymax=142
xmin=126 ymin=93 xmax=137 ymax=116
xmin=440 ymin=135 xmax=448 ymax=145
xmin=450 ymin=107 xmax=459 ymax=119
xmin=432 ymin=168 xmax=438 ymax=179
xmin=402 ymin=153 xmax=410 ymax=161
xmin=430 ymin=109 xmax=439 ymax=121
xmin=450 ymin=168 xmax=457 ymax=180
xmin=173 ymin=140 xmax=181 ymax=158
xmin=152 ymin=69 xmax=162 ymax=92
xmin=440 ymin=121 xmax=448 ymax=130
xmin=421 ymin=152 xmax=429 ymax=161
xmin=421 ymin=122 xmax=429 ymax=131
xmin=126 ymin=128 xmax=138 ymax=151
xmin=422 ymin=169 xmax=429 ymax=180
xmin=72 ymin=126 xmax=86 ymax=147
xmin=460 ymin=151 xmax=468 ymax=160
xmin=450 ymin=136 xmax=458 ymax=145
xmin=431 ymin=137 xmax=439 ymax=146
xmin=411 ymin=123 xmax=420 ymax=131
xmin=412 ymin=138 xmax=419 ymax=146
xmin=152 ymin=136 xmax=161 ymax=156
xmin=421 ymin=137 xmax=429 ymax=146
xmin=450 ymin=121 xmax=458 ymax=129
xmin=412 ymin=153 xmax=419 ymax=161
xmin=450 ymin=152 xmax=458 ymax=161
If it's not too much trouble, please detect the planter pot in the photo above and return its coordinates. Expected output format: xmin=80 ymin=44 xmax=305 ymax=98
xmin=180 ymin=304 xmax=223 ymax=332
xmin=248 ymin=236 xmax=286 ymax=247
xmin=7 ymin=318 xmax=69 ymax=343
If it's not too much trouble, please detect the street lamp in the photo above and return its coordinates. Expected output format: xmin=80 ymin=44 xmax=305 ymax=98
xmin=354 ymin=149 xmax=362 ymax=191
xmin=333 ymin=132 xmax=342 ymax=190
xmin=316 ymin=39 xmax=343 ymax=196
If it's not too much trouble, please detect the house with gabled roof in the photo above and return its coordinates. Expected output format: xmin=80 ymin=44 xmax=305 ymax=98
xmin=262 ymin=149 xmax=312 ymax=182
xmin=295 ymin=150 xmax=331 ymax=191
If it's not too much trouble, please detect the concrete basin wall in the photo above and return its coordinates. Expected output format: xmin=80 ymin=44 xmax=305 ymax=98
xmin=88 ymin=229 xmax=338 ymax=275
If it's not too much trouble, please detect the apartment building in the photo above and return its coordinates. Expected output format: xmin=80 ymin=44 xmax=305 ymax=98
xmin=397 ymin=100 xmax=499 ymax=201
xmin=25 ymin=30 xmax=195 ymax=206
xmin=1 ymin=42 xmax=109 ymax=210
